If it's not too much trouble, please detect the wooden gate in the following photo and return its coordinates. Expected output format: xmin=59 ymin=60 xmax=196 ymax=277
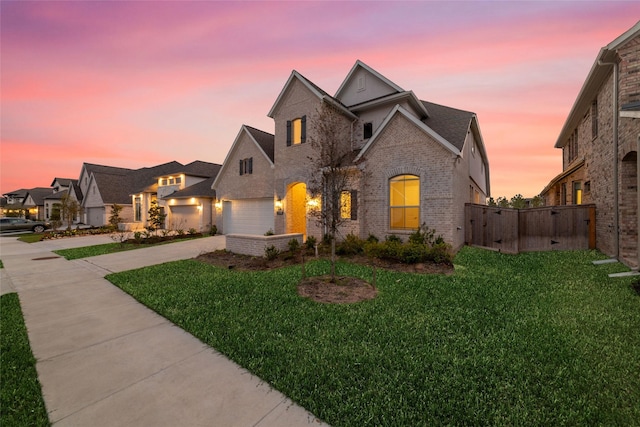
xmin=465 ymin=204 xmax=596 ymax=254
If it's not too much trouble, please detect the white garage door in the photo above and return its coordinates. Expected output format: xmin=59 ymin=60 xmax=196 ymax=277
xmin=169 ymin=206 xmax=199 ymax=230
xmin=223 ymin=198 xmax=274 ymax=235
xmin=86 ymin=207 xmax=105 ymax=226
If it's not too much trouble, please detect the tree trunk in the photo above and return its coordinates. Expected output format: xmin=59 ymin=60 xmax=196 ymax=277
xmin=330 ymin=237 xmax=336 ymax=282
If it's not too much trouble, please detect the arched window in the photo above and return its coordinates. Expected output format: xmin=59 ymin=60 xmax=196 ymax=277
xmin=389 ymin=175 xmax=420 ymax=229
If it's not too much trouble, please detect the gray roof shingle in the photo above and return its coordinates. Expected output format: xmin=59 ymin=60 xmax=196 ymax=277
xmin=421 ymin=101 xmax=474 ymax=152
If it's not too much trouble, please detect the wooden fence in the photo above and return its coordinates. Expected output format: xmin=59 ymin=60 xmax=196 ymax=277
xmin=465 ymin=203 xmax=596 ymax=254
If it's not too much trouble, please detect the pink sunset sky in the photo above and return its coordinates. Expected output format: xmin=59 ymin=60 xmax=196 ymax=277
xmin=1 ymin=1 xmax=639 ymax=198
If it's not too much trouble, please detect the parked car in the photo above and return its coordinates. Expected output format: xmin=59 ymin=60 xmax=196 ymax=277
xmin=0 ymin=218 xmax=50 ymax=233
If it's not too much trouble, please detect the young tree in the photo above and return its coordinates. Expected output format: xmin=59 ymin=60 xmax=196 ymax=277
xmin=59 ymin=193 xmax=80 ymax=231
xmin=108 ymin=204 xmax=123 ymax=230
xmin=147 ymin=200 xmax=166 ymax=235
xmin=307 ymin=102 xmax=355 ymax=281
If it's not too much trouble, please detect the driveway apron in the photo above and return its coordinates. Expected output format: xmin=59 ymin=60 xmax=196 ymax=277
xmin=0 ymin=235 xmax=328 ymax=426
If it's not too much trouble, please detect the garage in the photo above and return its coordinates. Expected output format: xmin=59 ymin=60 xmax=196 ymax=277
xmin=223 ymin=198 xmax=274 ymax=235
xmin=86 ymin=207 xmax=105 ymax=227
xmin=169 ymin=205 xmax=200 ymax=231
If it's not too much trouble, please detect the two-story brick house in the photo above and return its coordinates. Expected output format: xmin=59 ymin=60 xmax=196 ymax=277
xmin=542 ymin=21 xmax=640 ymax=268
xmin=213 ymin=60 xmax=490 ymax=251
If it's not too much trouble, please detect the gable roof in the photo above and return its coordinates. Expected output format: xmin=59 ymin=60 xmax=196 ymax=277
xmin=82 ymin=163 xmax=133 ymax=176
xmin=91 ymin=172 xmax=134 ymax=204
xmin=22 ymin=187 xmax=54 ymax=206
xmin=245 ymin=125 xmax=275 ymax=162
xmin=50 ymin=177 xmax=76 ymax=187
xmin=355 ymin=105 xmax=462 ymax=163
xmin=335 ymin=60 xmax=404 ymax=101
xmin=2 ymin=188 xmax=29 ymax=198
xmin=555 ymin=20 xmax=640 ymax=148
xmin=212 ymin=125 xmax=275 ymax=189
xmin=44 ymin=189 xmax=69 ymax=200
xmin=267 ymin=70 xmax=356 ymax=119
xmin=421 ymin=101 xmax=474 ymax=152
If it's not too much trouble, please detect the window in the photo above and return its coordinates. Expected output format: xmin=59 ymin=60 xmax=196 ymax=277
xmin=389 ymin=175 xmax=420 ymax=229
xmin=573 ymin=182 xmax=582 ymax=205
xmin=175 ymin=177 xmax=182 ymax=184
xmin=161 ymin=178 xmax=168 ymax=186
xmin=567 ymin=129 xmax=579 ymax=163
xmin=134 ymin=196 xmax=142 ymax=221
xmin=286 ymin=116 xmax=306 ymax=146
xmin=584 ymin=181 xmax=591 ymax=193
xmin=363 ymin=122 xmax=373 ymax=139
xmin=239 ymin=157 xmax=253 ymax=175
xmin=339 ymin=190 xmax=358 ymax=220
xmin=561 ymin=183 xmax=567 ymax=205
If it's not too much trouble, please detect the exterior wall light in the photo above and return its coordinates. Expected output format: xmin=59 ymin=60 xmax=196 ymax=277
xmin=275 ymin=198 xmax=283 ymax=215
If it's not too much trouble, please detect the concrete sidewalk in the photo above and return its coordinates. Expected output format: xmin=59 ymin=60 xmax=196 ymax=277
xmin=0 ymin=235 xmax=328 ymax=426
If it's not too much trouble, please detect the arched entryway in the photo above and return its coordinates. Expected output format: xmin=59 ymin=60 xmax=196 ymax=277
xmin=285 ymin=182 xmax=307 ymax=237
xmin=620 ymin=151 xmax=638 ymax=268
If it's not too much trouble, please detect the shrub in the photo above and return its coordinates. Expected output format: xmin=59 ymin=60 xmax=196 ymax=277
xmin=408 ymin=223 xmax=436 ymax=246
xmin=401 ymin=243 xmax=430 ymax=264
xmin=428 ymin=242 xmax=453 ymax=264
xmin=366 ymin=234 xmax=379 ymax=243
xmin=209 ymin=224 xmax=218 ymax=236
xmin=305 ymin=236 xmax=317 ymax=250
xmin=336 ymin=233 xmax=365 ymax=255
xmin=288 ymin=238 xmax=300 ymax=253
xmin=188 ymin=228 xmax=197 ymax=235
xmin=264 ymin=245 xmax=280 ymax=260
xmin=264 ymin=229 xmax=275 ymax=236
xmin=385 ymin=234 xmax=402 ymax=244
xmin=176 ymin=228 xmax=185 ymax=236
xmin=133 ymin=231 xmax=143 ymax=243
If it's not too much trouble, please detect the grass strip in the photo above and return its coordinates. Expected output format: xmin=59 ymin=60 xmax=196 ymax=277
xmin=17 ymin=234 xmax=46 ymax=243
xmin=107 ymin=247 xmax=640 ymax=426
xmin=53 ymin=236 xmax=205 ymax=260
xmin=0 ymin=293 xmax=49 ymax=426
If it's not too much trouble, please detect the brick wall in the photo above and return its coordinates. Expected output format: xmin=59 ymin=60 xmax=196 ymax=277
xmin=359 ymin=113 xmax=469 ymax=250
xmin=226 ymin=233 xmax=303 ymax=257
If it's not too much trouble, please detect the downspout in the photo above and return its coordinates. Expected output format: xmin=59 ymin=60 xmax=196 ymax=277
xmin=598 ymin=58 xmax=619 ymax=259
xmin=637 ymin=134 xmax=639 ymax=269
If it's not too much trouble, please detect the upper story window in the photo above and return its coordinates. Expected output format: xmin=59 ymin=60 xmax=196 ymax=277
xmin=239 ymin=157 xmax=253 ymax=175
xmin=160 ymin=177 xmax=182 ymax=186
xmin=389 ymin=175 xmax=420 ymax=229
xmin=567 ymin=128 xmax=579 ymax=164
xmin=363 ymin=122 xmax=373 ymax=139
xmin=286 ymin=116 xmax=306 ymax=146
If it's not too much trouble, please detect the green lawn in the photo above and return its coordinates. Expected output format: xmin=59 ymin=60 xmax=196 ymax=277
xmin=107 ymin=248 xmax=640 ymax=426
xmin=53 ymin=236 xmax=205 ymax=260
xmin=1 ymin=294 xmax=49 ymax=427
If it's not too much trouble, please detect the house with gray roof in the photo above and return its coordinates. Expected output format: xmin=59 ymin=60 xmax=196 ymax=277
xmin=78 ymin=160 xmax=221 ymax=229
xmin=131 ymin=161 xmax=222 ymax=232
xmin=213 ymin=60 xmax=490 ymax=250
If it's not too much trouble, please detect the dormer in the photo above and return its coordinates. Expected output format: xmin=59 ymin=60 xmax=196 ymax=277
xmin=157 ymin=174 xmax=185 ymax=199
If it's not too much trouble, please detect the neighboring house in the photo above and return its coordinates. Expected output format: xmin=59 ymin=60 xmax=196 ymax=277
xmin=1 ymin=189 xmax=29 ymax=217
xmin=541 ymin=21 xmax=640 ymax=268
xmin=213 ymin=60 xmax=490 ymax=250
xmin=75 ymin=160 xmax=221 ymax=230
xmin=22 ymin=187 xmax=56 ymax=220
xmin=133 ymin=161 xmax=221 ymax=232
xmin=43 ymin=178 xmax=81 ymax=223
